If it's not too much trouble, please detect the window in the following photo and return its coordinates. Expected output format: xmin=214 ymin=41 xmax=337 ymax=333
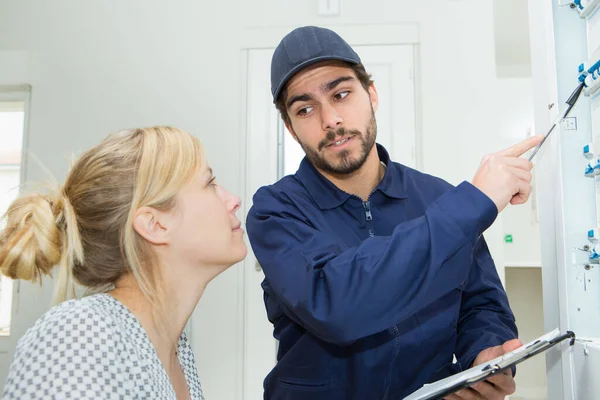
xmin=0 ymin=86 xmax=30 ymax=336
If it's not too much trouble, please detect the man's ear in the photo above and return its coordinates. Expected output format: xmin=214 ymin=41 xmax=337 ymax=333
xmin=132 ymin=206 xmax=169 ymax=245
xmin=368 ymin=83 xmax=379 ymax=113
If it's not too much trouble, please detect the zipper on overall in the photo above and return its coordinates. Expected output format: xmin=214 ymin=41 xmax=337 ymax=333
xmin=362 ymin=200 xmax=374 ymax=237
xmin=358 ymin=190 xmax=401 ymax=399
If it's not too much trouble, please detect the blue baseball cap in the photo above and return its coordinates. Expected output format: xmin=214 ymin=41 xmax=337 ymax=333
xmin=270 ymin=26 xmax=361 ymax=102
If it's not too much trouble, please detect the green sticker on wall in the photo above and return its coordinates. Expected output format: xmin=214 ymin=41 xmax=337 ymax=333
xmin=504 ymin=234 xmax=513 ymax=243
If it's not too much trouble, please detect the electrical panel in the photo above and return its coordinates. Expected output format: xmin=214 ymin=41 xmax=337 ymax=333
xmin=575 ymin=2 xmax=600 ymax=315
xmin=532 ymin=1 xmax=600 ymax=398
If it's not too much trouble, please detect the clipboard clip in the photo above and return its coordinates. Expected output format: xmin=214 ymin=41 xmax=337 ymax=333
xmin=481 ymin=331 xmax=576 ymax=373
xmin=553 ymin=330 xmax=576 ymax=346
xmin=481 ymin=364 xmax=500 ymax=373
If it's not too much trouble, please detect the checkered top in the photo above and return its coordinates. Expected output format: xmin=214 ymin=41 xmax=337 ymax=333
xmin=2 ymin=293 xmax=205 ymax=399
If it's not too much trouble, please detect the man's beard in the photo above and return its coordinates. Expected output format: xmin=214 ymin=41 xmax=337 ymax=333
xmin=298 ymin=109 xmax=377 ymax=175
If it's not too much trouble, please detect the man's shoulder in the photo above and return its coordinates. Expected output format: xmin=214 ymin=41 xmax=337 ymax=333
xmin=252 ymin=174 xmax=312 ymax=206
xmin=390 ymin=161 xmax=455 ymax=195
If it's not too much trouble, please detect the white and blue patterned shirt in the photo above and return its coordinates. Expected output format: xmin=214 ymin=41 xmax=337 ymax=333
xmin=3 ymin=293 xmax=205 ymax=399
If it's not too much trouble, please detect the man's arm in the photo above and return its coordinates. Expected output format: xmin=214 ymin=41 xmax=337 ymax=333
xmin=246 ymin=181 xmax=497 ymax=346
xmin=455 ymin=238 xmax=518 ymax=370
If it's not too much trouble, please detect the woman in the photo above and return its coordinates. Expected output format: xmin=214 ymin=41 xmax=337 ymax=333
xmin=0 ymin=126 xmax=246 ymax=399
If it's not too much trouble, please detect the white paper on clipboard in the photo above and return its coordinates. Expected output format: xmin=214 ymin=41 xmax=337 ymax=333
xmin=403 ymin=329 xmax=565 ymax=400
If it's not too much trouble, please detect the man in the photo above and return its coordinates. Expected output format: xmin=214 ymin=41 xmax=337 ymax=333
xmin=246 ymin=26 xmax=542 ymax=400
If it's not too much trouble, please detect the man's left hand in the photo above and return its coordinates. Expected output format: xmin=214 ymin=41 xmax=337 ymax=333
xmin=444 ymin=339 xmax=522 ymax=400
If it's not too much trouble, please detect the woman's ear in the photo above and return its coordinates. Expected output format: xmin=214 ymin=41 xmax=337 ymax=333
xmin=133 ymin=206 xmax=169 ymax=245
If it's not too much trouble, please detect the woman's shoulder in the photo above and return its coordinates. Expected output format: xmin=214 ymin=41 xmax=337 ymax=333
xmin=3 ymin=294 xmax=138 ymax=399
xmin=17 ymin=294 xmax=127 ymax=352
xmin=33 ymin=294 xmax=120 ymax=328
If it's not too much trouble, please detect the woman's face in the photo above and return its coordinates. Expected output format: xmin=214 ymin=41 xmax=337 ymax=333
xmin=167 ymin=162 xmax=247 ymax=273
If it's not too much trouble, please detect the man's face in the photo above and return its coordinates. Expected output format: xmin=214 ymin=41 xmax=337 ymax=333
xmin=283 ymin=62 xmax=379 ymax=175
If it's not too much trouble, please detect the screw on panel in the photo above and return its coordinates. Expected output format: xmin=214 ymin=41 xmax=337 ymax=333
xmin=585 ymin=264 xmax=592 ymax=270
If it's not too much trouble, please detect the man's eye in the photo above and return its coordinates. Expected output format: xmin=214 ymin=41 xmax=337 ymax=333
xmin=297 ymin=106 xmax=313 ymax=116
xmin=335 ymin=91 xmax=350 ymax=100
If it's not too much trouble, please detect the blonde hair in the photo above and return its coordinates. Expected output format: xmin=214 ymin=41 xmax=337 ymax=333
xmin=0 ymin=127 xmax=203 ymax=310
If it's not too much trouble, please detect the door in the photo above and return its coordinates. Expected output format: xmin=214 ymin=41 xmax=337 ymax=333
xmin=243 ymin=44 xmax=418 ymax=399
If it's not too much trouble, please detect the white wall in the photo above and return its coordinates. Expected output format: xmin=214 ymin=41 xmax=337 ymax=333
xmin=0 ymin=2 xmax=246 ymax=397
xmin=1 ymin=0 xmax=522 ymax=398
xmin=493 ymin=0 xmax=532 ymax=78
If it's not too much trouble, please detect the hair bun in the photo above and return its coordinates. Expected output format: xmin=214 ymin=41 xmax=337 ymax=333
xmin=0 ymin=193 xmax=62 ymax=281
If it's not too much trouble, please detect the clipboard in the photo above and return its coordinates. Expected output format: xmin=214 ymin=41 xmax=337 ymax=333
xmin=403 ymin=329 xmax=576 ymax=400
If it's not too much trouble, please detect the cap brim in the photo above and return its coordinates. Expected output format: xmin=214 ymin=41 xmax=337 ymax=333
xmin=273 ymin=55 xmax=360 ymax=102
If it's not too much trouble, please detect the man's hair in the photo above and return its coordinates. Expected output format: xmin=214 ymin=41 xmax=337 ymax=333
xmin=274 ymin=62 xmax=374 ymax=128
